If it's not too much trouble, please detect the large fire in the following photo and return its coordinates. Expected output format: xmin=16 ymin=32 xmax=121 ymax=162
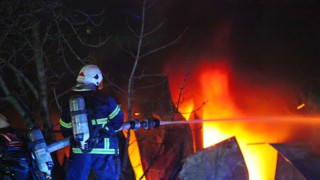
xmin=167 ymin=59 xmax=306 ymax=180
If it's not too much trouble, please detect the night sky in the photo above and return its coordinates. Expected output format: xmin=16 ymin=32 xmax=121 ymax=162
xmin=163 ymin=1 xmax=320 ymax=86
xmin=3 ymin=0 xmax=318 ymax=113
xmin=77 ymin=1 xmax=320 ymax=89
xmin=141 ymin=0 xmax=320 ymax=115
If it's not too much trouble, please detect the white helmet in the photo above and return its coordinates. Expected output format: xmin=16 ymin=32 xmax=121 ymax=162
xmin=76 ymin=64 xmax=103 ymax=86
xmin=0 ymin=113 xmax=10 ymax=128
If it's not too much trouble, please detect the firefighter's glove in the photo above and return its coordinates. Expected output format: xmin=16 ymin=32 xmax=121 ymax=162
xmin=99 ymin=124 xmax=115 ymax=137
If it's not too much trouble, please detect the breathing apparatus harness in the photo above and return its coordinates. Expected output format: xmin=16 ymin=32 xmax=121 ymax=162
xmin=69 ymin=94 xmax=115 ymax=153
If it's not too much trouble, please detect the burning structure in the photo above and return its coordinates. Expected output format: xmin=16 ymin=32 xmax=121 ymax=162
xmin=107 ymin=54 xmax=320 ymax=180
xmin=163 ymin=57 xmax=320 ymax=180
xmin=112 ymin=17 xmax=320 ymax=178
xmin=2 ymin=1 xmax=320 ymax=180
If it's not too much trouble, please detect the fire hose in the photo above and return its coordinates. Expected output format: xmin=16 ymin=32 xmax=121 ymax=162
xmin=27 ymin=118 xmax=160 ymax=178
xmin=32 ymin=116 xmax=305 ymax=177
xmin=31 ymin=115 xmax=320 ymax=178
xmin=46 ymin=118 xmax=161 ymax=154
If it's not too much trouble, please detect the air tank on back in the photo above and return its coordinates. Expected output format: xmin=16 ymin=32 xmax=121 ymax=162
xmin=69 ymin=95 xmax=90 ymax=150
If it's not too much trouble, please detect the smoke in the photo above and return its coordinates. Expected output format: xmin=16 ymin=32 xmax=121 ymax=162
xmin=164 ymin=14 xmax=320 ymax=148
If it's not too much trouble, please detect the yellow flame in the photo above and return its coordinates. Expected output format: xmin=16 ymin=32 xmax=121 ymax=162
xmin=122 ymin=130 xmax=145 ymax=180
xmin=166 ymin=60 xmax=294 ymax=180
xmin=297 ymin=103 xmax=305 ymax=110
xmin=200 ymin=68 xmax=277 ymax=180
xmin=180 ymin=100 xmax=194 ymax=121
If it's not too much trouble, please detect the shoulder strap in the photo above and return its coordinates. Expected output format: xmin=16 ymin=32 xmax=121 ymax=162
xmin=77 ymin=93 xmax=101 ymax=153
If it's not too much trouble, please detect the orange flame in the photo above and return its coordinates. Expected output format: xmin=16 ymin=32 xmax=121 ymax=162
xmin=167 ymin=59 xmax=299 ymax=180
xmin=123 ymin=130 xmax=146 ymax=180
xmin=198 ymin=65 xmax=278 ymax=179
xmin=199 ymin=66 xmax=242 ymax=147
xmin=179 ymin=99 xmax=194 ymax=121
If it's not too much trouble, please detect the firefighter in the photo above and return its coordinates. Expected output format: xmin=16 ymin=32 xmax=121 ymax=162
xmin=0 ymin=114 xmax=33 ymax=180
xmin=59 ymin=64 xmax=124 ymax=180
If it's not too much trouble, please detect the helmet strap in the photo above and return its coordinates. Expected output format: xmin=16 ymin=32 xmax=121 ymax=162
xmin=72 ymin=83 xmax=97 ymax=92
xmin=98 ymin=81 xmax=103 ymax=90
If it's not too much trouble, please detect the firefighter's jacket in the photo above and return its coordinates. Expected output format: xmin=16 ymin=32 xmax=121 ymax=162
xmin=0 ymin=128 xmax=32 ymax=180
xmin=59 ymin=91 xmax=124 ymax=155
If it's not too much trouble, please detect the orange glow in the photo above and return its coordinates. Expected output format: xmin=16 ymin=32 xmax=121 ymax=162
xmin=167 ymin=60 xmax=297 ymax=180
xmin=179 ymin=99 xmax=194 ymax=121
xmin=199 ymin=66 xmax=279 ymax=180
xmin=297 ymin=103 xmax=305 ymax=110
xmin=122 ymin=130 xmax=145 ymax=180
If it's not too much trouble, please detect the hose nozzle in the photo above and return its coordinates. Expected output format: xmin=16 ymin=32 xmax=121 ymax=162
xmin=140 ymin=119 xmax=160 ymax=130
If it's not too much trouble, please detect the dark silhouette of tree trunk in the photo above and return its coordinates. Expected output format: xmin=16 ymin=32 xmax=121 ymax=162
xmin=0 ymin=0 xmax=110 ymax=178
xmin=117 ymin=0 xmax=185 ymax=179
xmin=0 ymin=0 xmax=109 ymax=135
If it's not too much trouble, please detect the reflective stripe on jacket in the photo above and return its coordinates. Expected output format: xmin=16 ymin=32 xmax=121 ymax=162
xmin=59 ymin=91 xmax=124 ymax=155
xmin=72 ymin=138 xmax=117 ymax=154
xmin=59 ymin=105 xmax=121 ymax=130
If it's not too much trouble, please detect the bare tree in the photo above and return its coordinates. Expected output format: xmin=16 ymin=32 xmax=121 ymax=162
xmin=0 ymin=0 xmax=109 ymax=136
xmin=0 ymin=0 xmax=110 ymax=178
xmin=0 ymin=0 xmax=194 ymax=179
xmin=114 ymin=0 xmax=186 ymax=179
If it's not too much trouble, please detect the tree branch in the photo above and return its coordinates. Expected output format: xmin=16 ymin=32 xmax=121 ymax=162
xmin=7 ymin=62 xmax=39 ymax=99
xmin=63 ymin=17 xmax=112 ymax=48
xmin=139 ymin=28 xmax=187 ymax=60
xmin=0 ymin=75 xmax=34 ymax=128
